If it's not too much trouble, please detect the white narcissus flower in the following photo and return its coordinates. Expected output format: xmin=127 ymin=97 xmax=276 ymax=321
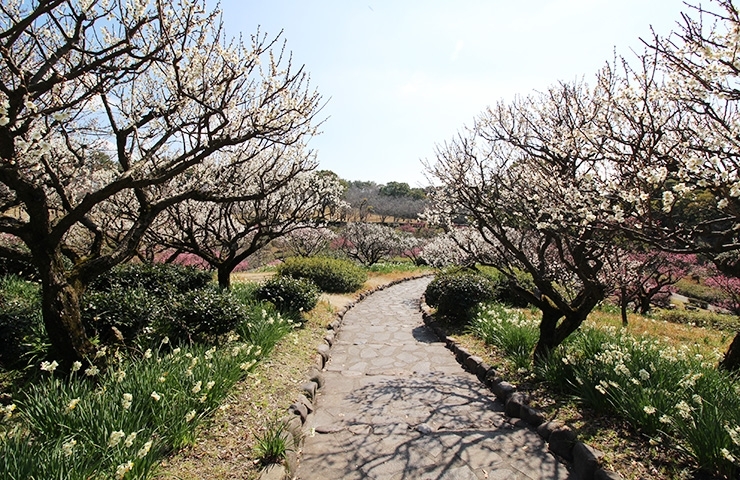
xmin=40 ymin=360 xmax=58 ymax=372
xmin=66 ymin=398 xmax=81 ymax=412
xmin=108 ymin=430 xmax=125 ymax=447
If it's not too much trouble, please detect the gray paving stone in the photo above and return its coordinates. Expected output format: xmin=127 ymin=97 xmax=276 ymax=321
xmin=294 ymin=278 xmax=571 ymax=480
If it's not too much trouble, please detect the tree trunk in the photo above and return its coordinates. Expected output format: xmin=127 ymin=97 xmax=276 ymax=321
xmin=533 ymin=304 xmax=588 ymax=365
xmin=620 ymin=285 xmax=629 ymax=327
xmin=719 ymin=331 xmax=740 ymax=371
xmin=217 ymin=265 xmax=232 ymax=290
xmin=533 ymin=305 xmax=563 ymax=363
xmin=638 ymin=295 xmax=652 ymax=315
xmin=40 ymin=265 xmax=95 ymax=367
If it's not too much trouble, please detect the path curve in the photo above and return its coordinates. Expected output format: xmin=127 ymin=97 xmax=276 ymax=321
xmin=295 ymin=277 xmax=571 ymax=480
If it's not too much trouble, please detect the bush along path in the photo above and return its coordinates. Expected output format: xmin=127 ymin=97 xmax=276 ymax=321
xmin=291 ymin=277 xmax=573 ymax=480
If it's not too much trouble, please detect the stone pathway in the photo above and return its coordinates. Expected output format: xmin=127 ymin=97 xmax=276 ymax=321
xmin=295 ymin=277 xmax=571 ymax=480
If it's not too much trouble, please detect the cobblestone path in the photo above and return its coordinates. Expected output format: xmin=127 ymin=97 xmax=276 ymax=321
xmin=295 ymin=277 xmax=571 ymax=480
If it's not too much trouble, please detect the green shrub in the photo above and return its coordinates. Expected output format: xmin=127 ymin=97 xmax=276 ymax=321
xmin=277 ymin=256 xmax=366 ymax=293
xmin=655 ymin=308 xmax=740 ymax=331
xmin=162 ymin=287 xmax=246 ymax=344
xmin=256 ymin=276 xmax=320 ymax=317
xmin=478 ymin=266 xmax=532 ymax=307
xmin=425 ymin=270 xmax=497 ymax=323
xmin=90 ymin=263 xmax=213 ymax=296
xmin=0 ymin=275 xmax=43 ymax=368
xmin=82 ymin=287 xmax=164 ymax=344
xmin=83 ymin=263 xmax=214 ymax=346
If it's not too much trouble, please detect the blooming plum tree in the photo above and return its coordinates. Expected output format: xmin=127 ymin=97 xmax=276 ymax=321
xmin=603 ymin=248 xmax=694 ymax=325
xmin=425 ymin=80 xmax=617 ymax=361
xmin=605 ymin=0 xmax=740 ymax=369
xmin=147 ymin=165 xmax=345 ymax=289
xmin=278 ymin=226 xmax=337 ymax=258
xmin=0 ymin=0 xmax=322 ymax=364
xmin=337 ymin=222 xmax=403 ymax=266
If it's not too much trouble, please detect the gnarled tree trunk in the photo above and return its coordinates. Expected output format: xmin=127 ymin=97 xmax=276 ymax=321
xmin=217 ymin=265 xmax=232 ymax=290
xmin=39 ymin=254 xmax=95 ymax=367
xmin=533 ymin=304 xmax=587 ymax=364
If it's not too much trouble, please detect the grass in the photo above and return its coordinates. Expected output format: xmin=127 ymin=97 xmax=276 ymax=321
xmin=253 ymin=419 xmax=293 ymax=466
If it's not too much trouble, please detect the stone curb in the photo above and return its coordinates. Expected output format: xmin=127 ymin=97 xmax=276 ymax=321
xmin=419 ymin=302 xmax=624 ymax=480
xmin=257 ymin=274 xmax=433 ymax=480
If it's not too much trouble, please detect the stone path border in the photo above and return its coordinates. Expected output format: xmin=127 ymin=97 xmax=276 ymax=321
xmin=420 ymin=305 xmax=624 ymax=480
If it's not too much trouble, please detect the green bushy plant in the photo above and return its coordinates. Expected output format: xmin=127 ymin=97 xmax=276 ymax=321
xmin=256 ymin=276 xmax=320 ymax=317
xmin=162 ymin=287 xmax=246 ymax=344
xmin=81 ymin=263 xmax=215 ymax=346
xmin=425 ymin=270 xmax=497 ymax=323
xmin=479 ymin=266 xmax=533 ymax=307
xmin=537 ymin=326 xmax=740 ymax=478
xmin=470 ymin=310 xmax=740 ymax=478
xmin=90 ymin=262 xmax=213 ymax=297
xmin=228 ymin=281 xmax=261 ymax=305
xmin=253 ymin=419 xmax=293 ymax=466
xmin=5 ymin=341 xmax=262 ymax=479
xmin=82 ymin=287 xmax=164 ymax=344
xmin=277 ymin=256 xmax=366 ymax=293
xmin=0 ymin=275 xmax=43 ymax=368
xmin=655 ymin=308 xmax=740 ymax=331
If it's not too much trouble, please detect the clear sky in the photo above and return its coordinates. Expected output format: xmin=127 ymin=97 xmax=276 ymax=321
xmin=213 ymin=0 xmax=687 ymax=187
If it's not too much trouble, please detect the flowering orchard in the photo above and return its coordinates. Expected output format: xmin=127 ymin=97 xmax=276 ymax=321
xmin=336 ymin=222 xmax=406 ymax=266
xmin=0 ymin=0 xmax=325 ymax=364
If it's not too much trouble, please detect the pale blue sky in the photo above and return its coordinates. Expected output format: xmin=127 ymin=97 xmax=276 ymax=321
xmin=214 ymin=1 xmax=686 ymax=187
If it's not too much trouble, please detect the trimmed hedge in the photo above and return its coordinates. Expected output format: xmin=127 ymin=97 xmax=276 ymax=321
xmin=425 ymin=270 xmax=497 ymax=323
xmin=84 ymin=263 xmax=214 ymax=345
xmin=277 ymin=256 xmax=367 ymax=293
xmin=161 ymin=287 xmax=247 ymax=344
xmin=256 ymin=276 xmax=320 ymax=317
xmin=90 ymin=263 xmax=213 ymax=297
